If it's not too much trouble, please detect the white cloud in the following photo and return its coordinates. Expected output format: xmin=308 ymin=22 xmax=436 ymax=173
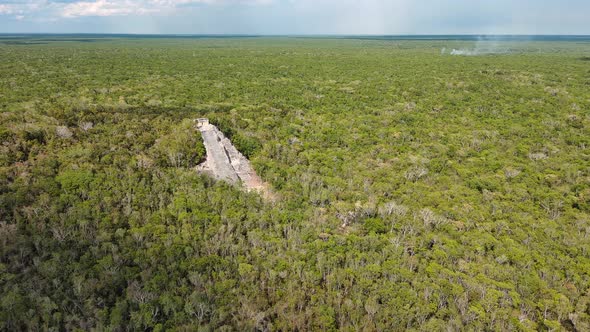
xmin=0 ymin=5 xmax=11 ymax=14
xmin=0 ymin=0 xmax=275 ymax=19
xmin=61 ymin=0 xmax=275 ymax=18
xmin=150 ymin=0 xmax=273 ymax=4
xmin=0 ymin=4 xmax=22 ymax=15
xmin=62 ymin=0 xmax=157 ymax=18
xmin=0 ymin=1 xmax=50 ymax=18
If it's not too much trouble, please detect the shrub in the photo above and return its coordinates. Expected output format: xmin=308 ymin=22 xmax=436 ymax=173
xmin=364 ymin=217 xmax=387 ymax=234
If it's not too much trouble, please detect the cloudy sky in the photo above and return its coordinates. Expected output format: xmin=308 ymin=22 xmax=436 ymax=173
xmin=0 ymin=0 xmax=589 ymax=34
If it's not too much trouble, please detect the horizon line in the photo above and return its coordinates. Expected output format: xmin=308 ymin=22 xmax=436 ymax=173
xmin=1 ymin=33 xmax=590 ymax=37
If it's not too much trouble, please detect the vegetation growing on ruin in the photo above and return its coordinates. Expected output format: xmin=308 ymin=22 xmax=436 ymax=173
xmin=1 ymin=36 xmax=590 ymax=331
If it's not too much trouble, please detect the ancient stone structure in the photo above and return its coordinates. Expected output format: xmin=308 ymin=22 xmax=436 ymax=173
xmin=195 ymin=118 xmax=210 ymax=127
xmin=196 ymin=119 xmax=272 ymax=199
